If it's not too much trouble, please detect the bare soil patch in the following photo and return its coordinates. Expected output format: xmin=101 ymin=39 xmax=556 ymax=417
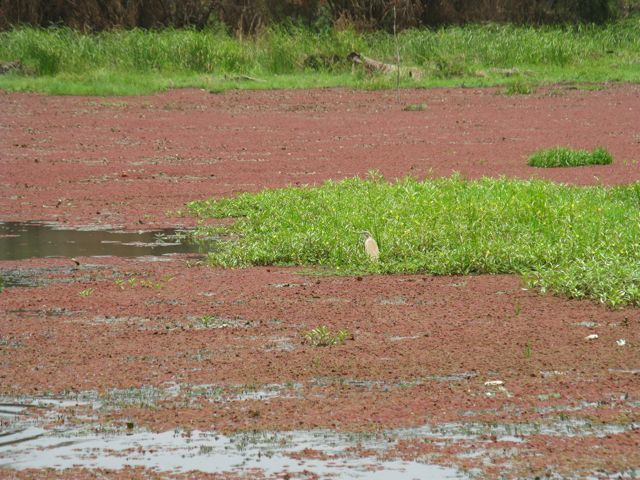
xmin=1 ymin=85 xmax=640 ymax=478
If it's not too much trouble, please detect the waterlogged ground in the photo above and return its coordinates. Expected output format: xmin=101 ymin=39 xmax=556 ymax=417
xmin=1 ymin=86 xmax=640 ymax=478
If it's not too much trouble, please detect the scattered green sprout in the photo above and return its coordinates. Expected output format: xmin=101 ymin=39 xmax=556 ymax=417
xmin=198 ymin=315 xmax=216 ymax=329
xmin=528 ymin=146 xmax=613 ymax=168
xmin=86 ymin=100 xmax=129 ymax=108
xmin=115 ymin=275 xmax=170 ymax=290
xmin=504 ymin=80 xmax=535 ymax=95
xmin=189 ymin=174 xmax=640 ymax=308
xmin=403 ymin=103 xmax=427 ymax=111
xmin=139 ymin=279 xmax=164 ymax=289
xmin=303 ymin=325 xmax=350 ymax=347
xmin=311 ymin=356 xmax=322 ymax=368
xmin=115 ymin=277 xmax=137 ymax=289
xmin=524 ymin=341 xmax=533 ymax=359
xmin=79 ymin=287 xmax=94 ymax=297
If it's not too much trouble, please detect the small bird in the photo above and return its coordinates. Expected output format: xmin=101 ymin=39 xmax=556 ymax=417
xmin=361 ymin=230 xmax=380 ymax=261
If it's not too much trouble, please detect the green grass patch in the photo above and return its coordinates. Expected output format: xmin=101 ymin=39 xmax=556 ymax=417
xmin=188 ymin=174 xmax=640 ymax=308
xmin=1 ymin=19 xmax=639 ymax=95
xmin=503 ymin=80 xmax=536 ymax=95
xmin=302 ymin=325 xmax=350 ymax=347
xmin=528 ymin=146 xmax=614 ymax=167
xmin=403 ymin=103 xmax=428 ymax=111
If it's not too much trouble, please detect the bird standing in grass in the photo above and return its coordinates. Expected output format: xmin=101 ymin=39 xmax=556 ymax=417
xmin=361 ymin=230 xmax=380 ymax=261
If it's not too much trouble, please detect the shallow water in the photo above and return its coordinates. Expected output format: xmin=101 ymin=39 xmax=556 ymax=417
xmin=2 ymin=389 xmax=638 ymax=478
xmin=2 ymin=428 xmax=463 ymax=479
xmin=0 ymin=400 xmax=460 ymax=479
xmin=0 ymin=222 xmax=203 ymax=261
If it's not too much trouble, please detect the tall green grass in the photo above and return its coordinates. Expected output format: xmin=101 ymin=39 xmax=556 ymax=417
xmin=1 ymin=19 xmax=639 ymax=94
xmin=188 ymin=174 xmax=640 ymax=308
xmin=528 ymin=146 xmax=614 ymax=167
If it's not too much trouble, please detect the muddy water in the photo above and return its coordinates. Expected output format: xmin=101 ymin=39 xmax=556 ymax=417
xmin=0 ymin=222 xmax=203 ymax=260
xmin=2 ymin=428 xmax=461 ymax=478
xmin=2 ymin=389 xmax=637 ymax=478
xmin=0 ymin=400 xmax=460 ymax=479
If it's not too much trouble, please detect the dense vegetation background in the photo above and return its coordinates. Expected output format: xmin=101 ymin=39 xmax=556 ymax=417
xmin=2 ymin=0 xmax=639 ymax=32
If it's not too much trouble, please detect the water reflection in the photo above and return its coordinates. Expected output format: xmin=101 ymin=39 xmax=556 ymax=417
xmin=0 ymin=398 xmax=460 ymax=479
xmin=0 ymin=222 xmax=202 ymax=260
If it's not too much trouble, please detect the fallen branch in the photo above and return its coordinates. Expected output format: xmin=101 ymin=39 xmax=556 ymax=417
xmin=347 ymin=52 xmax=423 ymax=80
xmin=225 ymin=74 xmax=266 ymax=83
xmin=0 ymin=61 xmax=25 ymax=75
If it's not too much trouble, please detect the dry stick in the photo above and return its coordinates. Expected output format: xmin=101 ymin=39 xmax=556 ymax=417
xmin=393 ymin=4 xmax=400 ymax=103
